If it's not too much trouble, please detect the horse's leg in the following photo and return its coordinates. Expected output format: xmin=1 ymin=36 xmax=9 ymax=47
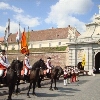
xmin=7 ymin=84 xmax=14 ymax=100
xmin=37 ymin=76 xmax=42 ymax=88
xmin=16 ymin=79 xmax=20 ymax=94
xmin=54 ymin=78 xmax=58 ymax=90
xmin=49 ymin=78 xmax=53 ymax=91
xmin=32 ymin=81 xmax=36 ymax=96
xmin=27 ymin=82 xmax=32 ymax=98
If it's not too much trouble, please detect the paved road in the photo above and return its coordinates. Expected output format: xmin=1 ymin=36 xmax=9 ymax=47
xmin=0 ymin=74 xmax=100 ymax=100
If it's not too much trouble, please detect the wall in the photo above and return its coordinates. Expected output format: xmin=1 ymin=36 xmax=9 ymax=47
xmin=7 ymin=51 xmax=68 ymax=69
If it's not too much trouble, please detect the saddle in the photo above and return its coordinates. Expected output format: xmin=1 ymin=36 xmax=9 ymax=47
xmin=0 ymin=64 xmax=7 ymax=78
xmin=0 ymin=69 xmax=7 ymax=78
xmin=21 ymin=66 xmax=30 ymax=76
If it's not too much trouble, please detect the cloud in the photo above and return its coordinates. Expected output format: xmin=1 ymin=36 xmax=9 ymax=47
xmin=36 ymin=0 xmax=41 ymax=6
xmin=45 ymin=0 xmax=93 ymax=33
xmin=0 ymin=2 xmax=24 ymax=13
xmin=3 ymin=11 xmax=7 ymax=15
xmin=13 ymin=14 xmax=40 ymax=27
xmin=0 ymin=26 xmax=6 ymax=34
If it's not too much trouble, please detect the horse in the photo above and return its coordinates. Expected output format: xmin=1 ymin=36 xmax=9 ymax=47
xmin=77 ymin=62 xmax=84 ymax=70
xmin=6 ymin=59 xmax=23 ymax=100
xmin=37 ymin=66 xmax=64 ymax=91
xmin=27 ymin=59 xmax=46 ymax=98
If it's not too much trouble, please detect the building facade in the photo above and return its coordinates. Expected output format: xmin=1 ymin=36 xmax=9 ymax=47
xmin=67 ymin=5 xmax=100 ymax=73
xmin=1 ymin=25 xmax=80 ymax=50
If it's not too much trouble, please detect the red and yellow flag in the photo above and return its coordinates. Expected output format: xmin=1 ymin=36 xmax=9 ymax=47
xmin=20 ymin=31 xmax=29 ymax=54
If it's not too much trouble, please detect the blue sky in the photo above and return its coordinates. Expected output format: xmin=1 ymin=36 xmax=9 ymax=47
xmin=0 ymin=0 xmax=100 ymax=37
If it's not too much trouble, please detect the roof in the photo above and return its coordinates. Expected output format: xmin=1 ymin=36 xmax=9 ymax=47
xmin=0 ymin=37 xmax=4 ymax=42
xmin=7 ymin=26 xmax=80 ymax=44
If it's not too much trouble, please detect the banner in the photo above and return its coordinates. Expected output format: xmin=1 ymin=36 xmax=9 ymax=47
xmin=16 ymin=23 xmax=21 ymax=43
xmin=20 ymin=31 xmax=29 ymax=54
xmin=82 ymin=53 xmax=86 ymax=67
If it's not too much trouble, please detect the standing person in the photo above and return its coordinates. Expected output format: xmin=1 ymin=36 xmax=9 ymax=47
xmin=75 ymin=66 xmax=80 ymax=82
xmin=67 ymin=67 xmax=71 ymax=84
xmin=0 ymin=50 xmax=10 ymax=77
xmin=23 ymin=52 xmax=32 ymax=82
xmin=63 ymin=66 xmax=68 ymax=85
xmin=46 ymin=57 xmax=53 ymax=77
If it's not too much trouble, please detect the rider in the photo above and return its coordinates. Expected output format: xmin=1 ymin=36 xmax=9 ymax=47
xmin=0 ymin=50 xmax=10 ymax=77
xmin=46 ymin=57 xmax=53 ymax=74
xmin=23 ymin=52 xmax=32 ymax=82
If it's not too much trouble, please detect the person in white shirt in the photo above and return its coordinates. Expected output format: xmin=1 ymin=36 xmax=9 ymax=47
xmin=23 ymin=53 xmax=32 ymax=83
xmin=63 ymin=67 xmax=68 ymax=85
xmin=23 ymin=53 xmax=32 ymax=76
xmin=46 ymin=57 xmax=53 ymax=74
xmin=0 ymin=50 xmax=10 ymax=77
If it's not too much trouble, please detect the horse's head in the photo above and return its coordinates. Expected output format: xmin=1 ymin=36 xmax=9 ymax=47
xmin=56 ymin=66 xmax=63 ymax=80
xmin=10 ymin=60 xmax=23 ymax=77
xmin=32 ymin=59 xmax=46 ymax=70
xmin=39 ymin=59 xmax=47 ymax=70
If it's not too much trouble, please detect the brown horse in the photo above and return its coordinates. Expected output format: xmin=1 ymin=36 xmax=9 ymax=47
xmin=27 ymin=59 xmax=46 ymax=98
xmin=6 ymin=59 xmax=23 ymax=100
xmin=37 ymin=66 xmax=63 ymax=91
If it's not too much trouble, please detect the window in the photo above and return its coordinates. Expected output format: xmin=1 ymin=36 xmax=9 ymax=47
xmin=58 ymin=42 xmax=61 ymax=45
xmin=12 ymin=45 xmax=15 ymax=50
xmin=31 ymin=44 xmax=33 ymax=48
xmin=39 ymin=44 xmax=41 ymax=48
xmin=49 ymin=43 xmax=51 ymax=47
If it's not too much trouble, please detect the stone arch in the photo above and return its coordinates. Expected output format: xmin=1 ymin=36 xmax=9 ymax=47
xmin=95 ymin=52 xmax=100 ymax=73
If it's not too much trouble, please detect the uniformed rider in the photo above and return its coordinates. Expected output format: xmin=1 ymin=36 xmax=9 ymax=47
xmin=24 ymin=53 xmax=32 ymax=80
xmin=0 ymin=50 xmax=10 ymax=77
xmin=46 ymin=57 xmax=53 ymax=74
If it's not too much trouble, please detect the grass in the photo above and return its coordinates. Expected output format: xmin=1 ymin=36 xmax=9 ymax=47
xmin=7 ymin=46 xmax=67 ymax=53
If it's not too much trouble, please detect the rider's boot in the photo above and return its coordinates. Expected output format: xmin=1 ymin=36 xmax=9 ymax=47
xmin=24 ymin=75 xmax=27 ymax=83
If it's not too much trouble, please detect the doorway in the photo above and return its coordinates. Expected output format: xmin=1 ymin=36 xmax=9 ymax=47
xmin=95 ymin=52 xmax=100 ymax=73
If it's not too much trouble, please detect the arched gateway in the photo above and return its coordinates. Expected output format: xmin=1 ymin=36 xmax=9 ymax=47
xmin=95 ymin=52 xmax=100 ymax=73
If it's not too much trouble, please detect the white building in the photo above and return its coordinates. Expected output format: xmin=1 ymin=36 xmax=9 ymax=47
xmin=68 ymin=5 xmax=100 ymax=73
xmin=1 ymin=25 xmax=80 ymax=50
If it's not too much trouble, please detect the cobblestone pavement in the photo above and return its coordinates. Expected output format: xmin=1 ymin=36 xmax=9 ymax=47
xmin=0 ymin=74 xmax=100 ymax=100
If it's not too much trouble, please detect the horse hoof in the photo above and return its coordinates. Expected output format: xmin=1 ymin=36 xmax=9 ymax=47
xmin=49 ymin=88 xmax=53 ymax=91
xmin=38 ymin=86 xmax=41 ymax=88
xmin=27 ymin=95 xmax=31 ymax=98
xmin=54 ymin=87 xmax=58 ymax=90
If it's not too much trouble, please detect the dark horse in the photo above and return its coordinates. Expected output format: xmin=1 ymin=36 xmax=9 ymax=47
xmin=6 ymin=59 xmax=23 ymax=100
xmin=77 ymin=62 xmax=84 ymax=70
xmin=37 ymin=66 xmax=63 ymax=91
xmin=27 ymin=59 xmax=46 ymax=98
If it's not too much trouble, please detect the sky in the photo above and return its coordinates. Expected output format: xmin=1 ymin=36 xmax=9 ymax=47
xmin=0 ymin=0 xmax=100 ymax=37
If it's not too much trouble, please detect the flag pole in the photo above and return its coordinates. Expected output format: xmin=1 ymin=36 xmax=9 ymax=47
xmin=6 ymin=28 xmax=8 ymax=53
xmin=6 ymin=18 xmax=10 ymax=58
xmin=28 ymin=26 xmax=29 ymax=46
xmin=17 ymin=22 xmax=20 ymax=60
xmin=18 ymin=22 xmax=20 ymax=52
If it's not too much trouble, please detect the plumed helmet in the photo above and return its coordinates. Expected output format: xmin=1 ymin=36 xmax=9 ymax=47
xmin=47 ymin=57 xmax=51 ymax=59
xmin=1 ymin=50 xmax=6 ymax=53
xmin=25 ymin=52 xmax=29 ymax=56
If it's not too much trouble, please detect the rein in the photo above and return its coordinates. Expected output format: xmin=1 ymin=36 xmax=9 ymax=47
xmin=9 ymin=67 xmax=17 ymax=73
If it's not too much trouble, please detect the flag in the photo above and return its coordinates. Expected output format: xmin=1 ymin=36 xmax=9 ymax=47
xmin=16 ymin=23 xmax=21 ymax=43
xmin=4 ymin=19 xmax=10 ymax=44
xmin=8 ymin=18 xmax=10 ymax=35
xmin=4 ymin=28 xmax=8 ymax=43
xmin=20 ymin=31 xmax=29 ymax=54
xmin=82 ymin=54 xmax=86 ymax=67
